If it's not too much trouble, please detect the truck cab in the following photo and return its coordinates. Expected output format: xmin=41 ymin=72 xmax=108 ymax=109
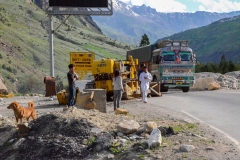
xmin=152 ymin=40 xmax=196 ymax=92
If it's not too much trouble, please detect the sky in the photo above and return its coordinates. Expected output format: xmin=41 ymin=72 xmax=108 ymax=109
xmin=120 ymin=0 xmax=240 ymax=13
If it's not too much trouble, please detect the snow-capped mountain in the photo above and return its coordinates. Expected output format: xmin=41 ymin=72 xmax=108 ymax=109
xmin=92 ymin=0 xmax=240 ymax=45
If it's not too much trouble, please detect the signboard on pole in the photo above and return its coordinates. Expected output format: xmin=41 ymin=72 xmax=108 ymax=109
xmin=70 ymin=52 xmax=95 ymax=72
xmin=46 ymin=0 xmax=113 ymax=15
xmin=49 ymin=0 xmax=108 ymax=8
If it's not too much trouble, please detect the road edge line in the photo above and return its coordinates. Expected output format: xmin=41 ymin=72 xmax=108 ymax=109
xmin=181 ymin=110 xmax=240 ymax=149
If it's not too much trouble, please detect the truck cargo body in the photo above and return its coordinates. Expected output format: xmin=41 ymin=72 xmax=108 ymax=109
xmin=127 ymin=41 xmax=196 ymax=92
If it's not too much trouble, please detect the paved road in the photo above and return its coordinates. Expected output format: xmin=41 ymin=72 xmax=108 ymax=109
xmin=149 ymin=90 xmax=240 ymax=145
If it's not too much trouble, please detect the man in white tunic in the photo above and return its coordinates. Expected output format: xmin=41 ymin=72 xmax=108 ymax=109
xmin=139 ymin=66 xmax=152 ymax=103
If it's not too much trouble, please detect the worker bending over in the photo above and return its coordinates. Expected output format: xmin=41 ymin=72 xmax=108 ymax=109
xmin=139 ymin=66 xmax=152 ymax=103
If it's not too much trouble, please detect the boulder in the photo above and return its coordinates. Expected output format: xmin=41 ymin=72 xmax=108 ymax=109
xmin=145 ymin=121 xmax=157 ymax=133
xmin=117 ymin=132 xmax=124 ymax=137
xmin=13 ymin=138 xmax=26 ymax=150
xmin=75 ymin=91 xmax=96 ymax=110
xmin=191 ymin=77 xmax=215 ymax=90
xmin=108 ymin=153 xmax=115 ymax=159
xmin=180 ymin=144 xmax=195 ymax=152
xmin=208 ymin=82 xmax=221 ymax=91
xmin=117 ymin=120 xmax=140 ymax=134
xmin=115 ymin=108 xmax=129 ymax=115
xmin=91 ymin=133 xmax=113 ymax=152
xmin=148 ymin=129 xmax=162 ymax=149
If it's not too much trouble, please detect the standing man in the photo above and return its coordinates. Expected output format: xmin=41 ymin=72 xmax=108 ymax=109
xmin=67 ymin=64 xmax=79 ymax=110
xmin=139 ymin=66 xmax=152 ymax=103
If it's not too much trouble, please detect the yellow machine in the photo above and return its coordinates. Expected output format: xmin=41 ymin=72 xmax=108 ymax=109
xmin=86 ymin=56 xmax=140 ymax=100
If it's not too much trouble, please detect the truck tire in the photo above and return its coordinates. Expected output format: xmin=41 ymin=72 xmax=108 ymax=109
xmin=160 ymin=84 xmax=168 ymax=92
xmin=182 ymin=87 xmax=189 ymax=93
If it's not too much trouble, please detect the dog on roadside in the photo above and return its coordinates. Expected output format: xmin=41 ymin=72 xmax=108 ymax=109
xmin=7 ymin=101 xmax=37 ymax=124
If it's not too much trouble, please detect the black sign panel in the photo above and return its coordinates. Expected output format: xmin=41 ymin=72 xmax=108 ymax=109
xmin=49 ymin=0 xmax=108 ymax=8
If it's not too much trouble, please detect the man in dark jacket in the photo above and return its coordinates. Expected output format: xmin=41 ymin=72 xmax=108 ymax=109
xmin=67 ymin=64 xmax=79 ymax=110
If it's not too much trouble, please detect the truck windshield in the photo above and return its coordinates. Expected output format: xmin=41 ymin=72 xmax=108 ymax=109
xmin=163 ymin=52 xmax=175 ymax=61
xmin=180 ymin=52 xmax=191 ymax=61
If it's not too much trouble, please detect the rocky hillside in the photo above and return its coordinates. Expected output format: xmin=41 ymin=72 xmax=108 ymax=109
xmin=92 ymin=0 xmax=240 ymax=45
xmin=0 ymin=0 xmax=131 ymax=94
xmin=157 ymin=16 xmax=240 ymax=62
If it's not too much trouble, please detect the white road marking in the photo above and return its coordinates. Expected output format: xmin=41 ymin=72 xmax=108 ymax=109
xmin=182 ymin=110 xmax=240 ymax=149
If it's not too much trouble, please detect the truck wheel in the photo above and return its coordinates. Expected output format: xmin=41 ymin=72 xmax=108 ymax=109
xmin=161 ymin=88 xmax=169 ymax=92
xmin=182 ymin=87 xmax=189 ymax=93
xmin=160 ymin=84 xmax=168 ymax=92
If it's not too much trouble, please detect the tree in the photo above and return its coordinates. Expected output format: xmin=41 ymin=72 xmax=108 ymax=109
xmin=219 ymin=54 xmax=228 ymax=74
xmin=228 ymin=60 xmax=237 ymax=72
xmin=139 ymin=34 xmax=150 ymax=47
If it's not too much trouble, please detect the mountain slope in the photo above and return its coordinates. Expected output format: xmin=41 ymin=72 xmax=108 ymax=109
xmin=92 ymin=0 xmax=240 ymax=45
xmin=157 ymin=16 xmax=240 ymax=62
xmin=0 ymin=0 xmax=130 ymax=93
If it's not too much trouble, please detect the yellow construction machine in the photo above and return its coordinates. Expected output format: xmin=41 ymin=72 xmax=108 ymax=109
xmin=85 ymin=56 xmax=140 ymax=100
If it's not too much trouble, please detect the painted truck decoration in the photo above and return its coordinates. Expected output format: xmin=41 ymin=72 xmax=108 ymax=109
xmin=127 ymin=40 xmax=196 ymax=93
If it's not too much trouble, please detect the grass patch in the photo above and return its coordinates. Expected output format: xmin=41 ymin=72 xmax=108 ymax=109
xmin=172 ymin=123 xmax=197 ymax=133
xmin=182 ymin=153 xmax=188 ymax=158
xmin=162 ymin=137 xmax=172 ymax=146
xmin=137 ymin=154 xmax=145 ymax=159
xmin=84 ymin=44 xmax=124 ymax=59
xmin=87 ymin=136 xmax=95 ymax=145
xmin=109 ymin=146 xmax=124 ymax=154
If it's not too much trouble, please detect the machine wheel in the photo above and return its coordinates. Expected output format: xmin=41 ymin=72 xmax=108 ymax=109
xmin=182 ymin=87 xmax=190 ymax=93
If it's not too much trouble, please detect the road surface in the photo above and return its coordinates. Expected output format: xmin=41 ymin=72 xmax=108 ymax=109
xmin=149 ymin=89 xmax=240 ymax=146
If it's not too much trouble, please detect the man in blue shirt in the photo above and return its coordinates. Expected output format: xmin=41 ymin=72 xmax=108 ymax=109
xmin=67 ymin=64 xmax=79 ymax=110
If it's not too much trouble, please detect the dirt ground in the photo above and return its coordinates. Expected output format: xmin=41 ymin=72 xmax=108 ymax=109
xmin=0 ymin=95 xmax=240 ymax=160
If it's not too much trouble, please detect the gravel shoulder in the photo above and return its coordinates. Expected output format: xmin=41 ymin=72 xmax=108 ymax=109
xmin=0 ymin=94 xmax=240 ymax=160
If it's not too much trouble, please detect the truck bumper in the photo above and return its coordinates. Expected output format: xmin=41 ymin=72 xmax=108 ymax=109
xmin=161 ymin=80 xmax=195 ymax=88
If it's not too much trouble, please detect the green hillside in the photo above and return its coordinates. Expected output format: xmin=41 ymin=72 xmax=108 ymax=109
xmin=158 ymin=16 xmax=240 ymax=63
xmin=0 ymin=0 xmax=131 ymax=94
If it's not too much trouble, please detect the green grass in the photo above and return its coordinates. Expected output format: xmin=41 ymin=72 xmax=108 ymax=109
xmin=109 ymin=146 xmax=124 ymax=154
xmin=137 ymin=154 xmax=145 ymax=159
xmin=0 ymin=0 xmax=129 ymax=93
xmin=182 ymin=153 xmax=188 ymax=158
xmin=162 ymin=137 xmax=172 ymax=146
xmin=172 ymin=123 xmax=197 ymax=133
xmin=87 ymin=136 xmax=95 ymax=146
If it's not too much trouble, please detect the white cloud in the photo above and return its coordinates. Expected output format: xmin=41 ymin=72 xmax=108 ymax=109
xmin=196 ymin=0 xmax=240 ymax=12
xmin=119 ymin=0 xmax=187 ymax=12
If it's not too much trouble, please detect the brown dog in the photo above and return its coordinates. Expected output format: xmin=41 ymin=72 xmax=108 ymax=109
xmin=7 ymin=101 xmax=37 ymax=124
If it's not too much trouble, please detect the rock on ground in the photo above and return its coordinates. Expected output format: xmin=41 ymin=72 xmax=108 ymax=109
xmin=107 ymin=153 xmax=115 ymax=159
xmin=90 ymin=133 xmax=114 ymax=152
xmin=115 ymin=108 xmax=129 ymax=115
xmin=208 ymin=82 xmax=221 ymax=91
xmin=148 ymin=129 xmax=162 ymax=149
xmin=145 ymin=121 xmax=157 ymax=133
xmin=180 ymin=144 xmax=195 ymax=152
xmin=194 ymin=72 xmax=240 ymax=90
xmin=13 ymin=138 xmax=26 ymax=150
xmin=117 ymin=120 xmax=140 ymax=134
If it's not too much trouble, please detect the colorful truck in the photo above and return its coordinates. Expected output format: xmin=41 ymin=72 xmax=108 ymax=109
xmin=127 ymin=40 xmax=196 ymax=93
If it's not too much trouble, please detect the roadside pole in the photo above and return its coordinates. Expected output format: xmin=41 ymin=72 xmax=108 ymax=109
xmin=49 ymin=15 xmax=54 ymax=77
